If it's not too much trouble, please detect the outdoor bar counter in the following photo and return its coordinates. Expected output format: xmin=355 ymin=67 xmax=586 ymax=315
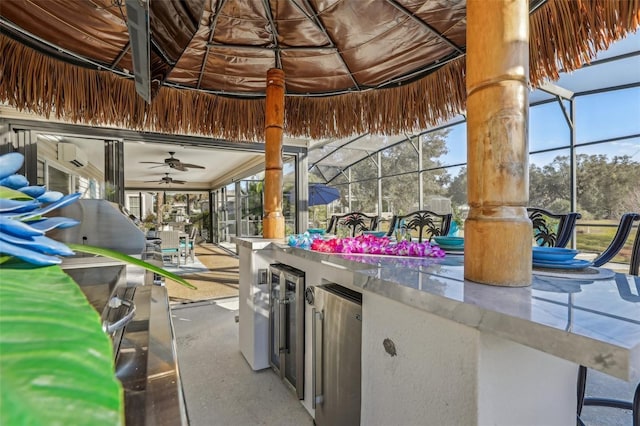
xmin=235 ymin=237 xmax=640 ymax=425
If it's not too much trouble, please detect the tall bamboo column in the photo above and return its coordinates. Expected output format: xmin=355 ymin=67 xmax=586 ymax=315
xmin=263 ymin=68 xmax=285 ymax=239
xmin=465 ymin=0 xmax=531 ymax=286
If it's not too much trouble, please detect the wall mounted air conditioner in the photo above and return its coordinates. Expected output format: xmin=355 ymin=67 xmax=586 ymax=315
xmin=58 ymin=143 xmax=88 ymax=168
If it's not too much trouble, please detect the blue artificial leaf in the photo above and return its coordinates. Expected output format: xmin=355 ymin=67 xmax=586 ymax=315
xmin=0 ymin=217 xmax=45 ymax=237
xmin=0 ymin=199 xmax=40 ymax=213
xmin=0 ymin=240 xmax=62 ymax=265
xmin=37 ymin=191 xmax=64 ymax=203
xmin=0 ymin=152 xmax=25 ymax=179
xmin=26 ymin=217 xmax=80 ymax=232
xmin=0 ymin=174 xmax=30 ymax=189
xmin=18 ymin=192 xmax=82 ymax=221
xmin=0 ymin=232 xmax=74 ymax=256
xmin=18 ymin=185 xmax=47 ymax=198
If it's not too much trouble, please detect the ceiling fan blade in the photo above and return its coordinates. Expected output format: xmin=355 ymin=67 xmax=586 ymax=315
xmin=172 ymin=164 xmax=188 ymax=172
xmin=172 ymin=180 xmax=187 ymax=184
xmin=180 ymin=163 xmax=205 ymax=169
xmin=148 ymin=164 xmax=169 ymax=169
xmin=140 ymin=161 xmax=164 ymax=164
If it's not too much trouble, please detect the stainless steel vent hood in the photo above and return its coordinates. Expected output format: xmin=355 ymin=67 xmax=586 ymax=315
xmin=49 ymin=199 xmax=146 ymax=255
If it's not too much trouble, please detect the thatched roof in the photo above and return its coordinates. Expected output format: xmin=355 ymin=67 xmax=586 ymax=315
xmin=1 ymin=0 xmax=639 ymax=141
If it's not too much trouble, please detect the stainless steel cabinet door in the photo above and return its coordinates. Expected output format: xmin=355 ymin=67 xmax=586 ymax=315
xmin=313 ymin=285 xmax=362 ymax=426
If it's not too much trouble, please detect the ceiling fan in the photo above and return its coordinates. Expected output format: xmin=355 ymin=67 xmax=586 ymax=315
xmin=144 ymin=173 xmax=186 ymax=185
xmin=140 ymin=151 xmax=205 ymax=172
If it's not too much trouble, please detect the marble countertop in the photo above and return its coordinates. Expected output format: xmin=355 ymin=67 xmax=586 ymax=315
xmin=233 ymin=237 xmax=284 ymax=250
xmin=255 ymin=240 xmax=640 ymax=381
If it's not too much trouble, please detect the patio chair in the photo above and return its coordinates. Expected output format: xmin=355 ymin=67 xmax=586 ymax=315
xmin=180 ymin=227 xmax=198 ymax=263
xmin=157 ymin=230 xmax=181 ymax=266
xmin=576 ymin=213 xmax=640 ymax=426
xmin=591 ymin=213 xmax=640 ymax=270
xmin=386 ymin=210 xmax=452 ymax=243
xmin=326 ymin=212 xmax=380 ymax=237
xmin=527 ymin=207 xmax=581 ymax=248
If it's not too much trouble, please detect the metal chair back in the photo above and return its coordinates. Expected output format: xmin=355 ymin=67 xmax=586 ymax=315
xmin=157 ymin=230 xmax=181 ymax=265
xmin=592 ymin=213 xmax=640 ymax=273
xmin=527 ymin=207 xmax=581 ymax=248
xmin=326 ymin=212 xmax=380 ymax=237
xmin=386 ymin=210 xmax=452 ymax=243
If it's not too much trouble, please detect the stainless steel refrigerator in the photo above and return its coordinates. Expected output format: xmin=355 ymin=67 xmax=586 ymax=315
xmin=269 ymin=263 xmax=305 ymax=399
xmin=310 ymin=284 xmax=362 ymax=426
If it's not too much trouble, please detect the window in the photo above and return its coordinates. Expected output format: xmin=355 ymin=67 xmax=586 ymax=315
xmin=47 ymin=165 xmax=71 ymax=194
xmin=576 ymin=87 xmax=640 ymax=144
xmin=36 ymin=159 xmax=45 ymax=185
xmin=529 ymin=101 xmax=570 ymax=151
xmin=128 ymin=195 xmax=141 ymax=218
xmin=529 ymin=149 xmax=571 ymax=211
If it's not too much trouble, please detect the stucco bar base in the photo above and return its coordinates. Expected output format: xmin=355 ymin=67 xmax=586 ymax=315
xmin=362 ymin=291 xmax=575 ymax=426
xmin=237 ymin=238 xmax=280 ymax=370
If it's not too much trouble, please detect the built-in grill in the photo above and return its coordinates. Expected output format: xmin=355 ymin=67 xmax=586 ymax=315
xmin=50 ymin=200 xmax=188 ymax=425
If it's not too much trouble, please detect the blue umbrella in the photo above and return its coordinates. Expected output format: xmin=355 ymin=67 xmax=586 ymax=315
xmin=308 ymin=184 xmax=340 ymax=206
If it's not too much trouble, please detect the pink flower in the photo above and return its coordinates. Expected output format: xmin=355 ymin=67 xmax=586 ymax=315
xmin=309 ymin=235 xmax=446 ymax=258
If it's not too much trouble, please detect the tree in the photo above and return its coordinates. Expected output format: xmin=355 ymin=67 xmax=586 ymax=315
xmin=576 ymin=154 xmax=640 ymax=219
xmin=376 ymin=130 xmax=451 ymax=214
xmin=529 ymin=156 xmax=570 ymax=209
xmin=529 ymin=153 xmax=640 ymax=219
xmin=447 ymin=167 xmax=467 ymax=206
xmin=349 ymin=155 xmax=378 ymax=212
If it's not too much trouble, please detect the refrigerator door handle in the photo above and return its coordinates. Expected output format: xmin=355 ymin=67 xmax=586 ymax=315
xmin=270 ymin=274 xmax=280 ymax=367
xmin=279 ymin=300 xmax=287 ymax=353
xmin=312 ymin=307 xmax=324 ymax=408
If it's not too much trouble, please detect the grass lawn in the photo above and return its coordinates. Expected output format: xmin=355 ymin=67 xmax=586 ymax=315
xmin=576 ymin=222 xmax=635 ymax=265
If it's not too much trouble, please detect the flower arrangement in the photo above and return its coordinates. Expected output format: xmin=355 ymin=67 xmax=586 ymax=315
xmin=0 ymin=152 xmax=194 ymax=425
xmin=0 ymin=152 xmax=83 ymax=264
xmin=287 ymin=231 xmax=325 ymax=249
xmin=288 ymin=233 xmax=445 ymax=258
xmin=340 ymin=253 xmax=441 ymax=269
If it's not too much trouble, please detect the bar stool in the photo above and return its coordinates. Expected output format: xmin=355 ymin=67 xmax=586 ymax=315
xmin=577 ymin=212 xmax=640 ymax=426
xmin=527 ymin=207 xmax=581 ymax=248
xmin=591 ymin=213 xmax=640 ymax=273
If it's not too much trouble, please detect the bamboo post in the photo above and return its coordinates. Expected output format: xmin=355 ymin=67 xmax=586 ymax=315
xmin=263 ymin=68 xmax=285 ymax=239
xmin=464 ymin=0 xmax=532 ymax=286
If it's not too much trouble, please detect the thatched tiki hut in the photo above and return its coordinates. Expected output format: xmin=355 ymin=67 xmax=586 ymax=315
xmin=1 ymin=0 xmax=639 ymax=285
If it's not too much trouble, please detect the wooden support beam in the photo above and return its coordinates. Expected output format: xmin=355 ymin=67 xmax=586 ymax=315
xmin=263 ymin=68 xmax=285 ymax=239
xmin=465 ymin=0 xmax=532 ymax=286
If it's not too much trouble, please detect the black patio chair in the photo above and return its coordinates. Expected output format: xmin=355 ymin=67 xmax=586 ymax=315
xmin=326 ymin=212 xmax=380 ymax=237
xmin=386 ymin=210 xmax=452 ymax=243
xmin=591 ymin=213 xmax=640 ymax=271
xmin=527 ymin=207 xmax=582 ymax=248
xmin=576 ymin=212 xmax=640 ymax=426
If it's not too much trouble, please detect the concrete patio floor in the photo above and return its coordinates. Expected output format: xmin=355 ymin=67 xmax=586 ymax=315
xmin=172 ymin=298 xmax=313 ymax=426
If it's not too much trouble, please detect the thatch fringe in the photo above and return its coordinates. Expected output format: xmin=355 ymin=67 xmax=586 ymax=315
xmin=284 ymin=57 xmax=466 ymax=139
xmin=0 ymin=35 xmax=266 ymax=141
xmin=530 ymin=0 xmax=640 ymax=86
xmin=1 ymin=0 xmax=638 ymax=141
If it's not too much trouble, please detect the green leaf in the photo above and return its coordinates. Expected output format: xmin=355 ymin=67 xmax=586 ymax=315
xmin=0 ymin=185 xmax=33 ymax=201
xmin=67 ymin=244 xmax=197 ymax=290
xmin=0 ymin=262 xmax=123 ymax=425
